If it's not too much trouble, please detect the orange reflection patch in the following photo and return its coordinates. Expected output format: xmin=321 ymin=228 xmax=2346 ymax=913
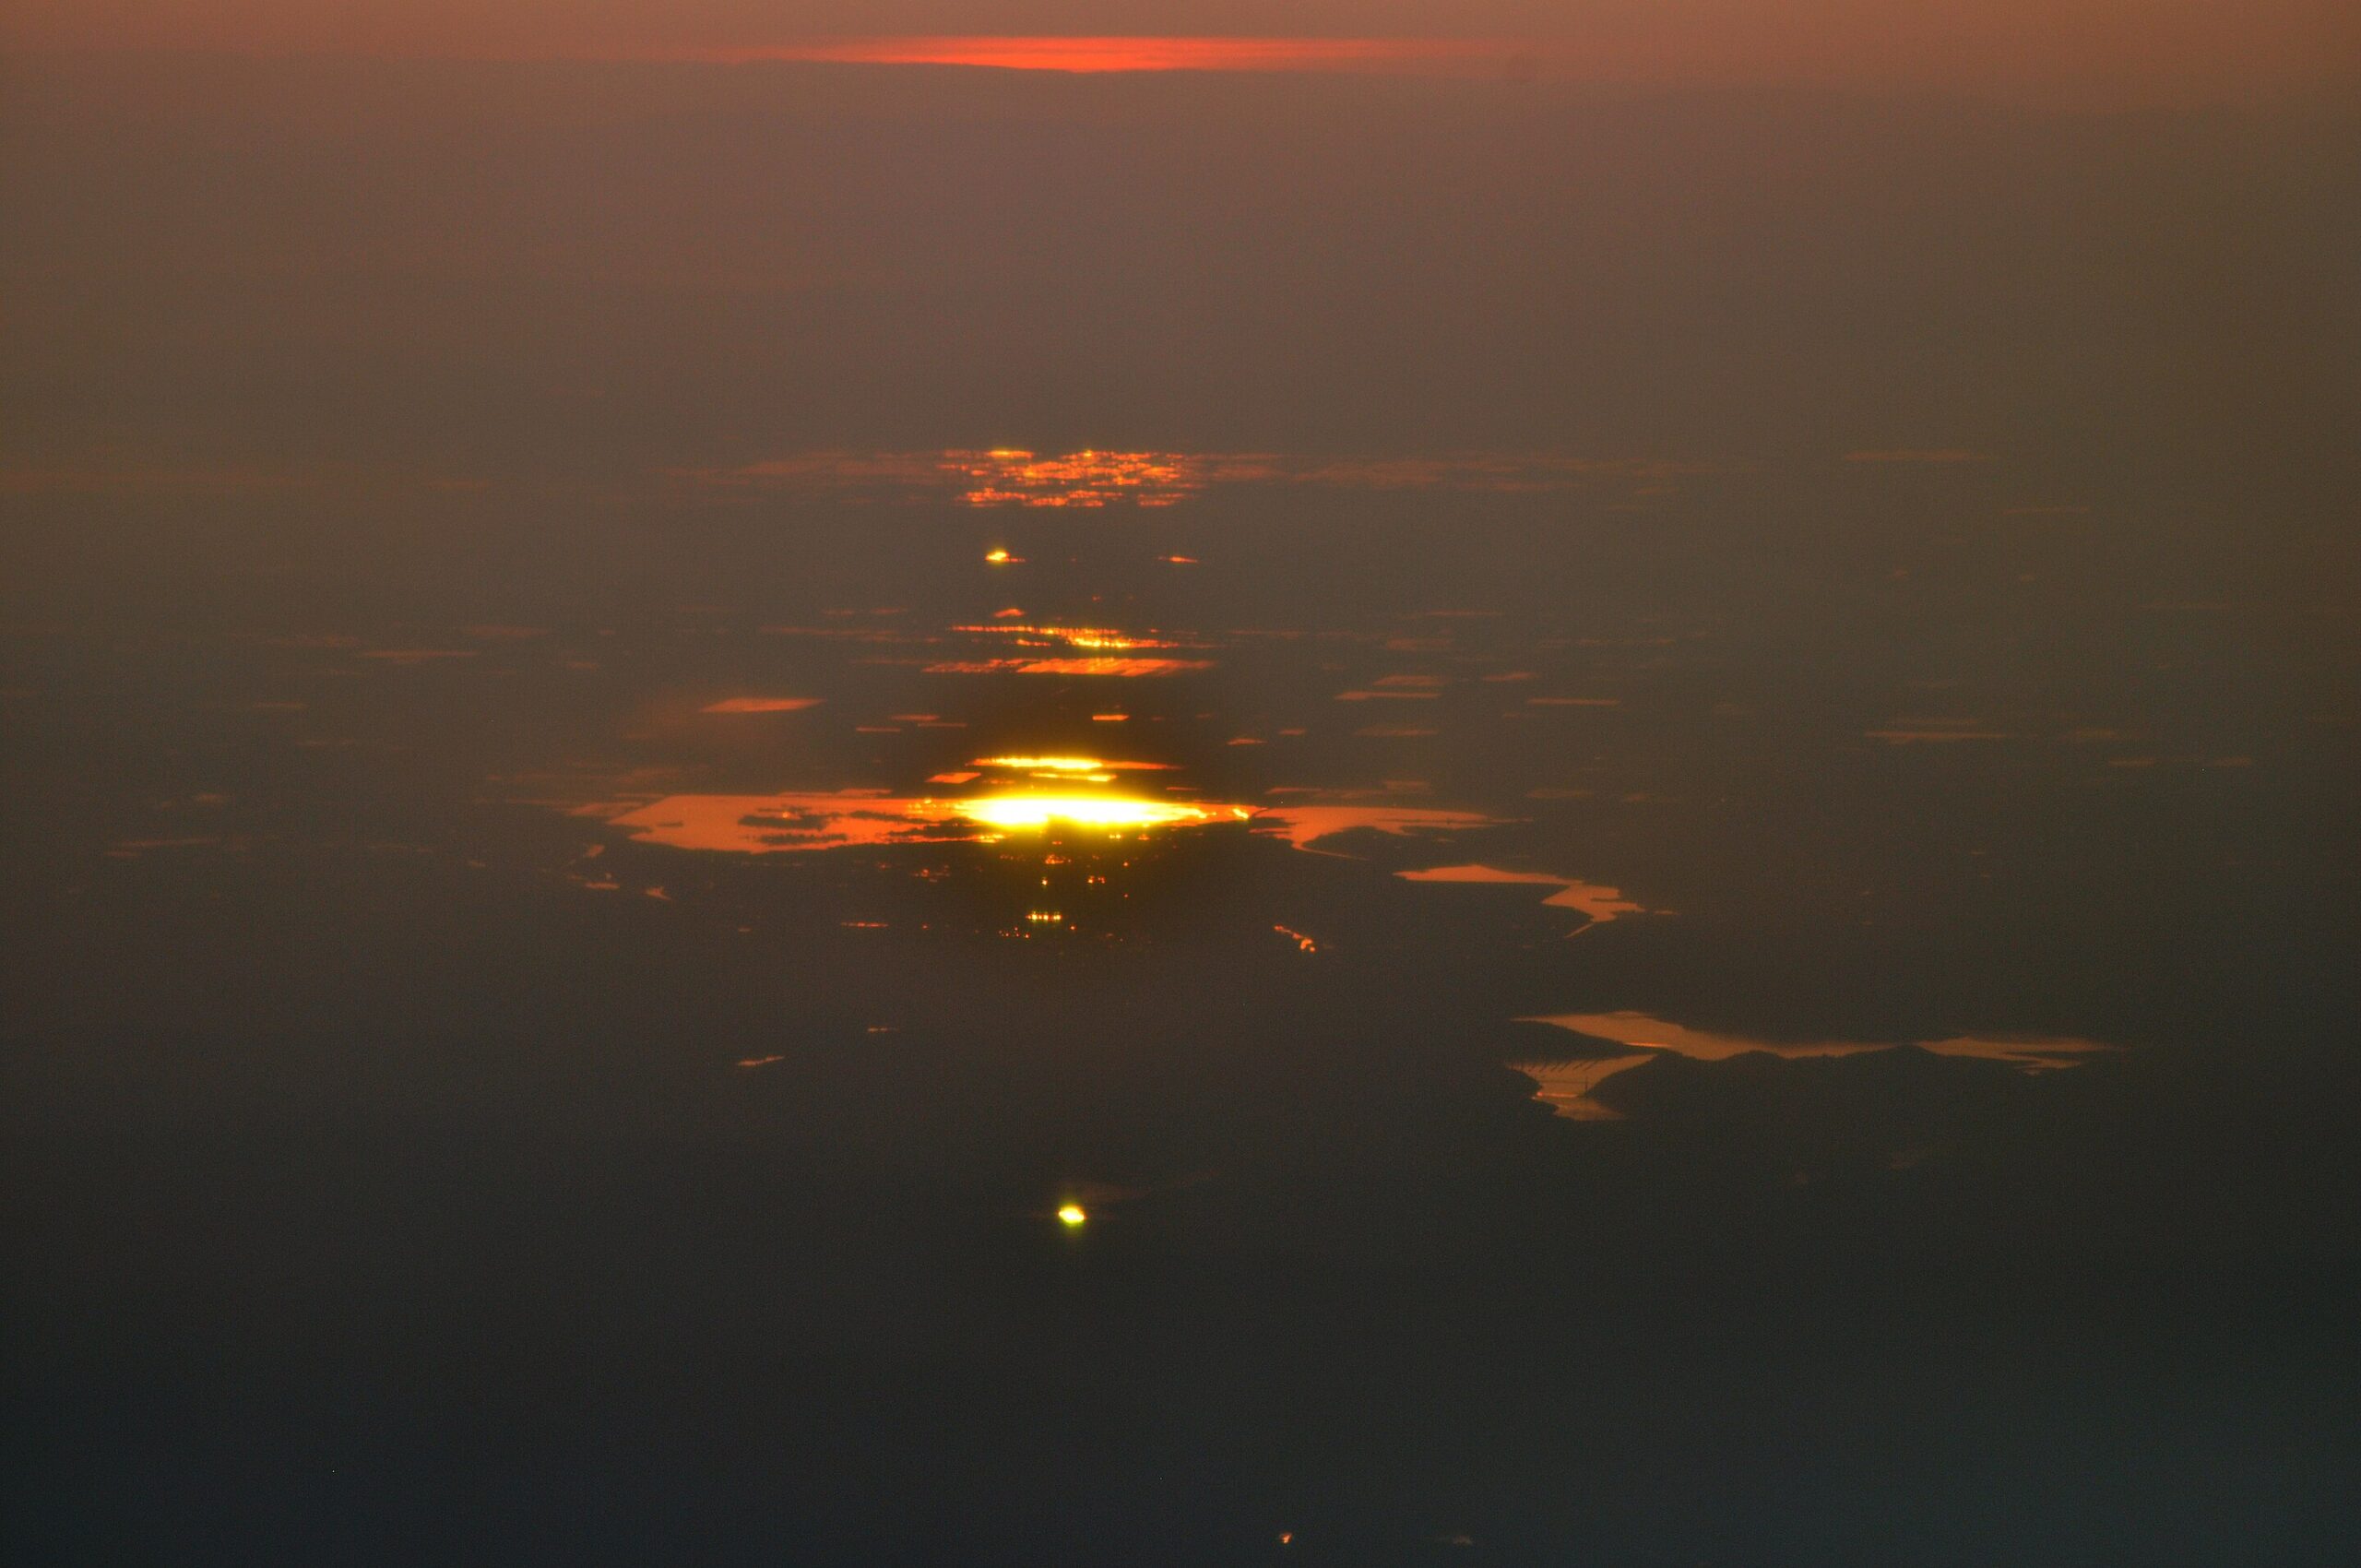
xmin=1273 ymin=924 xmax=1321 ymax=953
xmin=947 ymin=449 xmax=1200 ymax=507
xmin=1395 ymin=864 xmax=1651 ymax=926
xmin=1513 ymin=1011 xmax=2119 ymax=1120
xmin=588 ymin=788 xmax=1250 ymax=855
xmin=598 ymin=793 xmax=958 ymax=855
xmin=1250 ymin=805 xmax=1501 ymax=850
xmin=1504 ymin=1058 xmax=1658 ymax=1122
xmin=681 ymin=449 xmax=1713 ymax=505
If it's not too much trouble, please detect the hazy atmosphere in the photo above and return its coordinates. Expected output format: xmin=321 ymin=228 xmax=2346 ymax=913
xmin=5 ymin=6 xmax=2358 ymax=1563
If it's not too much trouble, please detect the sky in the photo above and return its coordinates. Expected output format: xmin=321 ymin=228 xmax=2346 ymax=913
xmin=7 ymin=0 xmax=2358 ymax=100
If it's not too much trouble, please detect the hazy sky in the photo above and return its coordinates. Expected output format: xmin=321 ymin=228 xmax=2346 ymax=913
xmin=8 ymin=1 xmax=2357 ymax=100
xmin=6 ymin=6 xmax=2358 ymax=1564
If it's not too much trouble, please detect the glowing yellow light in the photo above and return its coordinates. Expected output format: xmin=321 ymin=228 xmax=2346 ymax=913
xmin=984 ymin=548 xmax=1017 ymax=564
xmin=955 ymin=793 xmax=1217 ymax=832
xmin=1057 ymin=1204 xmax=1087 ymax=1226
xmin=973 ymin=754 xmax=1109 ymax=773
xmin=970 ymin=754 xmax=1169 ymax=774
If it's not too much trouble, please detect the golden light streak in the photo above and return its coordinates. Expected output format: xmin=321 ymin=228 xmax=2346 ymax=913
xmin=1056 ymin=1204 xmax=1088 ymax=1226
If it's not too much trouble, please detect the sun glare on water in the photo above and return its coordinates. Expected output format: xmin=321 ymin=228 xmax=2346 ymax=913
xmin=954 ymin=794 xmax=1241 ymax=832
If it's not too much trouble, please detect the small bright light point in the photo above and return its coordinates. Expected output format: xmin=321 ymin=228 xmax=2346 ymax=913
xmin=984 ymin=548 xmax=1016 ymax=564
xmin=1057 ymin=1204 xmax=1087 ymax=1226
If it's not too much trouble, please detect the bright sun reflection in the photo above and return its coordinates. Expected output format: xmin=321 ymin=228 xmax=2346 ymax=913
xmin=971 ymin=755 xmax=1170 ymax=773
xmin=955 ymin=793 xmax=1239 ymax=832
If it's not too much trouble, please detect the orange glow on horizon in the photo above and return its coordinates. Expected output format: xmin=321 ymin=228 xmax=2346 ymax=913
xmin=714 ymin=38 xmax=1499 ymax=76
xmin=6 ymin=12 xmax=2343 ymax=102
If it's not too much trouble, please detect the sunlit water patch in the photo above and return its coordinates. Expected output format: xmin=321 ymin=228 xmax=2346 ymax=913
xmin=1511 ymin=1010 xmax=2119 ymax=1120
xmin=1394 ymin=864 xmax=1656 ymax=928
xmin=587 ymin=789 xmax=1249 ymax=855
